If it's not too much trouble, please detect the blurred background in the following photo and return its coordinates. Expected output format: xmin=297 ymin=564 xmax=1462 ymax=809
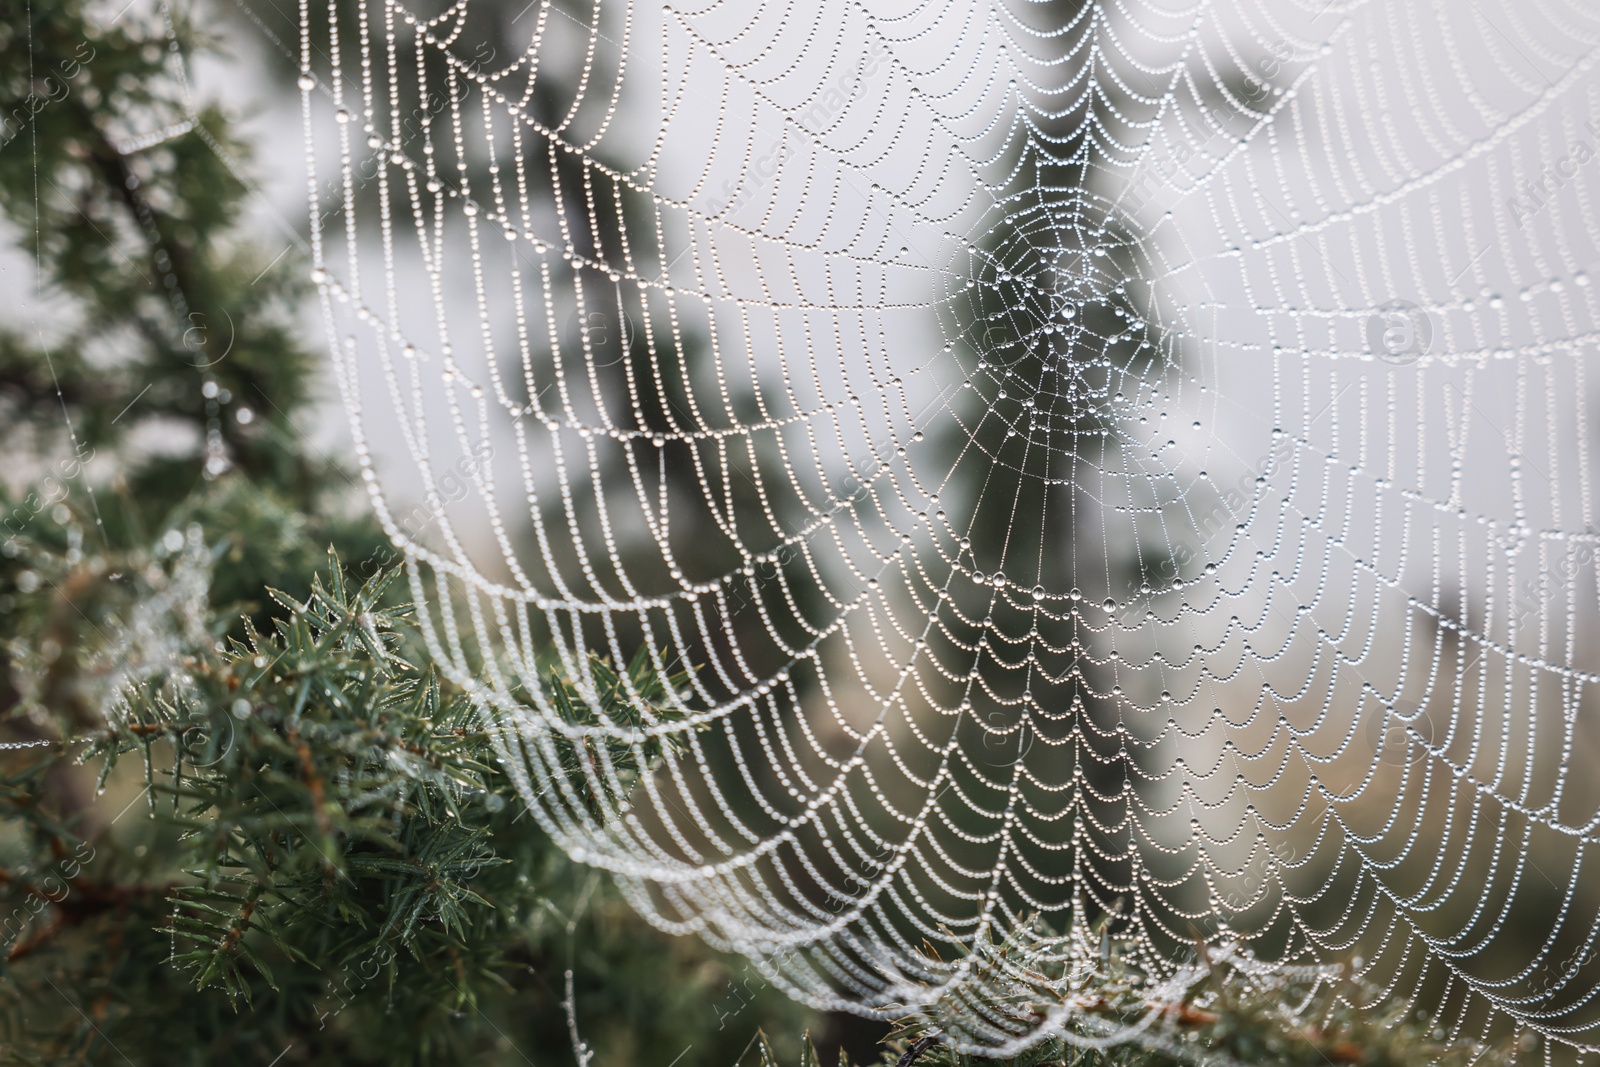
xmin=4 ymin=0 xmax=1600 ymax=1062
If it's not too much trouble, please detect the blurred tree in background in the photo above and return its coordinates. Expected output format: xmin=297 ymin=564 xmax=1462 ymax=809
xmin=0 ymin=3 xmax=1524 ymax=1065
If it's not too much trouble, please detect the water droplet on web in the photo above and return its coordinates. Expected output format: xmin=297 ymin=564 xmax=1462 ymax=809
xmin=292 ymin=10 xmax=1600 ymax=1046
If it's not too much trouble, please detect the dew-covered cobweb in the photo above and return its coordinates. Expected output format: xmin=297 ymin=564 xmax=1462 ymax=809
xmin=300 ymin=0 xmax=1600 ymax=1056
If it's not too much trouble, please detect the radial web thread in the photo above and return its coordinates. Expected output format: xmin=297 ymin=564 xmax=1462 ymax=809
xmin=301 ymin=0 xmax=1600 ymax=1056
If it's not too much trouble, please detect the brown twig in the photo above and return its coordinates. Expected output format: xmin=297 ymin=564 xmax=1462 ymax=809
xmin=5 ymin=911 xmax=66 ymax=963
xmin=896 ymin=1034 xmax=944 ymax=1067
xmin=287 ymin=727 xmax=334 ymax=841
xmin=216 ymin=890 xmax=260 ymax=955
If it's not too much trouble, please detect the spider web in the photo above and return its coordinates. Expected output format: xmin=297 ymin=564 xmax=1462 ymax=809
xmin=300 ymin=0 xmax=1600 ymax=1056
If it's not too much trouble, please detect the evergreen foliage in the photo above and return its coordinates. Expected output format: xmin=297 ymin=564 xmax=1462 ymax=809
xmin=0 ymin=4 xmax=809 ymax=1063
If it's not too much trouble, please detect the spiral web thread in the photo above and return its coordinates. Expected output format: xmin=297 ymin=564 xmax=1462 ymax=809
xmin=301 ymin=0 xmax=1600 ymax=1056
